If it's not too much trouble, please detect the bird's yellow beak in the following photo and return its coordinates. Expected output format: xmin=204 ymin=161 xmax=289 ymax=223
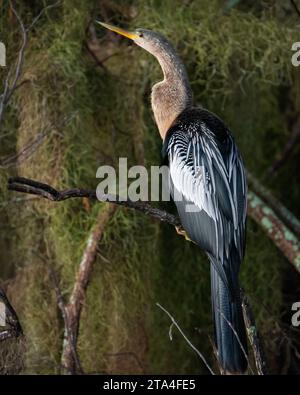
xmin=96 ymin=21 xmax=138 ymax=40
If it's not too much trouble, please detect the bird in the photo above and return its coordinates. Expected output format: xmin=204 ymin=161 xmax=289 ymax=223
xmin=97 ymin=21 xmax=248 ymax=375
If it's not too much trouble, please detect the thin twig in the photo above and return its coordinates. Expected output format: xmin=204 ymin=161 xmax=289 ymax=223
xmin=156 ymin=302 xmax=215 ymax=375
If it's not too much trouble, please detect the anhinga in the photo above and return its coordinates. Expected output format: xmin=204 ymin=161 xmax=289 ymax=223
xmin=98 ymin=21 xmax=248 ymax=374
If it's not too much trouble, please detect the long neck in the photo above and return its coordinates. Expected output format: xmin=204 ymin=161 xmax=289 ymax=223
xmin=151 ymin=44 xmax=192 ymax=140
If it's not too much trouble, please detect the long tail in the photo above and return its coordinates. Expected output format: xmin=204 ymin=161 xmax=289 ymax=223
xmin=210 ymin=262 xmax=248 ymax=374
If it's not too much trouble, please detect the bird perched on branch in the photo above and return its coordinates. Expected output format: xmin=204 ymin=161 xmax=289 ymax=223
xmin=97 ymin=21 xmax=248 ymax=374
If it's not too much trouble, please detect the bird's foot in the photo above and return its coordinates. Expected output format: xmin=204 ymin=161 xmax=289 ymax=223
xmin=175 ymin=226 xmax=191 ymax=241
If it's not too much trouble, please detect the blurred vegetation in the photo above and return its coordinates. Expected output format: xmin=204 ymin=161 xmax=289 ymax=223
xmin=0 ymin=0 xmax=300 ymax=374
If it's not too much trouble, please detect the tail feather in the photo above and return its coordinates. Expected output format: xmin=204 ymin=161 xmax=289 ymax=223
xmin=210 ymin=262 xmax=248 ymax=374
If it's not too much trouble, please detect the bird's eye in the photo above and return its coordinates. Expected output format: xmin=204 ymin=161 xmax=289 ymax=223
xmin=139 ymin=32 xmax=143 ymax=38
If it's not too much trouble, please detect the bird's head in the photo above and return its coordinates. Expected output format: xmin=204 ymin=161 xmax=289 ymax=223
xmin=96 ymin=21 xmax=173 ymax=58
